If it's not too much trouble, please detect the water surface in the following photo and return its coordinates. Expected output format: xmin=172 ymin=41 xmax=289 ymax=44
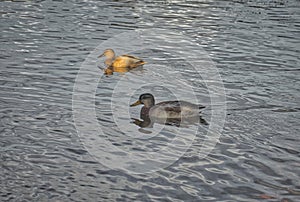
xmin=1 ymin=0 xmax=299 ymax=201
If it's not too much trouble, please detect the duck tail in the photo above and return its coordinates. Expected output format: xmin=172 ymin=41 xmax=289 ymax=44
xmin=198 ymin=105 xmax=205 ymax=110
xmin=138 ymin=60 xmax=147 ymax=66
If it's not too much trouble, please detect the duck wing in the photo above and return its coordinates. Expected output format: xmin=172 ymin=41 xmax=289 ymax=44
xmin=157 ymin=101 xmax=203 ymax=108
xmin=116 ymin=55 xmax=146 ymax=68
xmin=122 ymin=55 xmax=145 ymax=63
xmin=157 ymin=101 xmax=182 ymax=112
xmin=121 ymin=54 xmax=142 ymax=60
xmin=157 ymin=101 xmax=205 ymax=113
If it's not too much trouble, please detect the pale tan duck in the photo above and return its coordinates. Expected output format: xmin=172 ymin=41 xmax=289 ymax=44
xmin=98 ymin=49 xmax=146 ymax=74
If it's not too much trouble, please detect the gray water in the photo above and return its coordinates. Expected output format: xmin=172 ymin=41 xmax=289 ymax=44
xmin=1 ymin=0 xmax=300 ymax=201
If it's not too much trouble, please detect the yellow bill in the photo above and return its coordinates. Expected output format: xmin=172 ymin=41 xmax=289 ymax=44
xmin=130 ymin=100 xmax=142 ymax=107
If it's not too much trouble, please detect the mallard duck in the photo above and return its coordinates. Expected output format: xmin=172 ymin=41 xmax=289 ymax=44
xmin=130 ymin=93 xmax=205 ymax=119
xmin=98 ymin=49 xmax=146 ymax=74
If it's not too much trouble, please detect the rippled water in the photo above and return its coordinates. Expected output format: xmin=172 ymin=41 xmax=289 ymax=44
xmin=1 ymin=0 xmax=299 ymax=201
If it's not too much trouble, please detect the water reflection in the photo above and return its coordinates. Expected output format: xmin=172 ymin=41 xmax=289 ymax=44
xmin=101 ymin=65 xmax=145 ymax=75
xmin=131 ymin=112 xmax=208 ymax=129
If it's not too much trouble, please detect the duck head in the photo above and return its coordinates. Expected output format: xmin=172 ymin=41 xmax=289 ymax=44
xmin=130 ymin=93 xmax=155 ymax=108
xmin=98 ymin=49 xmax=116 ymax=59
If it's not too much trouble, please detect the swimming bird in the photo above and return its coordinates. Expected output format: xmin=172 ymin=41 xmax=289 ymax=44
xmin=98 ymin=49 xmax=146 ymax=74
xmin=130 ymin=93 xmax=205 ymax=119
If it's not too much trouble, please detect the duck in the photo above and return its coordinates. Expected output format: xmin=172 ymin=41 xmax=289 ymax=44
xmin=98 ymin=49 xmax=146 ymax=74
xmin=130 ymin=93 xmax=205 ymax=119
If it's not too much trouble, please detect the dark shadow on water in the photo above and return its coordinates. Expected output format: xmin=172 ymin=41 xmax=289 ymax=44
xmin=131 ymin=111 xmax=208 ymax=133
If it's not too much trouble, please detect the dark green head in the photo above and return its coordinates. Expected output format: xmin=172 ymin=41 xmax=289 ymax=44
xmin=130 ymin=93 xmax=155 ymax=108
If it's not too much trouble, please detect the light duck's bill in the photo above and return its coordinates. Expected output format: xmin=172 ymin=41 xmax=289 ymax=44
xmin=130 ymin=100 xmax=142 ymax=107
